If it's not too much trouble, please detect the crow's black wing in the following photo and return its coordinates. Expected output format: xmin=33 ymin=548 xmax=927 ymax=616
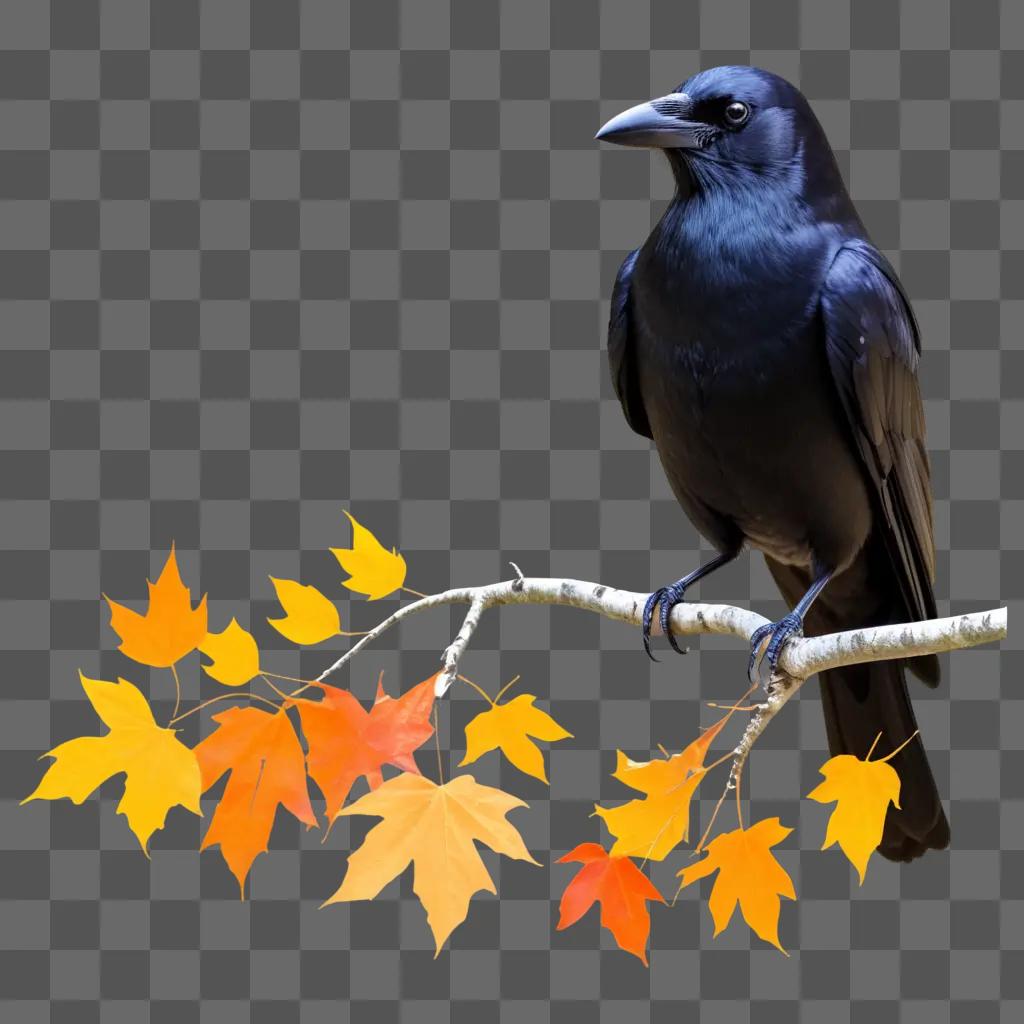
xmin=820 ymin=239 xmax=939 ymax=682
xmin=608 ymin=248 xmax=653 ymax=440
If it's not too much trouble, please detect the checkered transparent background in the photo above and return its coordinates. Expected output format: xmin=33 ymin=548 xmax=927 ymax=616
xmin=1 ymin=1 xmax=1022 ymax=1021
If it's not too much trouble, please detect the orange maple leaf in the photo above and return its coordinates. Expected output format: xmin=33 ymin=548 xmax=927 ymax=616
xmin=557 ymin=843 xmax=666 ymax=965
xmin=104 ymin=545 xmax=208 ymax=668
xmin=194 ymin=705 xmax=318 ymax=896
xmin=292 ymin=672 xmax=437 ymax=823
xmin=677 ymin=817 xmax=796 ymax=953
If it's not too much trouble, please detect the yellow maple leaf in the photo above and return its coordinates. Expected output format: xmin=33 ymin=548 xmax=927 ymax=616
xmin=459 ymin=693 xmax=572 ymax=783
xmin=330 ymin=510 xmax=407 ymax=600
xmin=266 ymin=577 xmax=341 ymax=645
xmin=323 ymin=772 xmax=540 ymax=955
xmin=677 ymin=817 xmax=796 ymax=954
xmin=21 ymin=673 xmax=202 ymax=853
xmin=593 ymin=713 xmax=730 ymax=861
xmin=199 ymin=618 xmax=261 ymax=686
xmin=806 ymin=734 xmax=911 ymax=884
xmin=104 ymin=544 xmax=208 ymax=667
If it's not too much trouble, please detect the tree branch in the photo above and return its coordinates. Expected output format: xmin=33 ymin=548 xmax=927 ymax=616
xmin=314 ymin=576 xmax=1006 ymax=697
xmin=311 ymin=574 xmax=1006 ymax=847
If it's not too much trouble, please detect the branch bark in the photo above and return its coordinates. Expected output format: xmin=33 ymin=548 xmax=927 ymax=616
xmin=315 ymin=575 xmax=1006 ymax=695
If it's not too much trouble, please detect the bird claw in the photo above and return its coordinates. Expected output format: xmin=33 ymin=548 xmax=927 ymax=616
xmin=641 ymin=580 xmax=691 ymax=661
xmin=747 ymin=612 xmax=804 ymax=688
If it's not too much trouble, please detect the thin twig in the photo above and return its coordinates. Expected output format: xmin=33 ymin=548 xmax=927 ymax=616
xmin=436 ymin=594 xmax=489 ymax=695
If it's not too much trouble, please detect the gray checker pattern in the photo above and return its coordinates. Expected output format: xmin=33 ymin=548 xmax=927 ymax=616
xmin=0 ymin=1 xmax=1021 ymax=1021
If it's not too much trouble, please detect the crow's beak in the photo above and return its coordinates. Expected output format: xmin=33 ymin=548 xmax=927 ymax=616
xmin=595 ymin=92 xmax=706 ymax=149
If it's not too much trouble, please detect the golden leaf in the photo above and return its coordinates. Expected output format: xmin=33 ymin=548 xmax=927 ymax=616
xmin=459 ymin=693 xmax=572 ymax=783
xmin=266 ymin=577 xmax=341 ymax=646
xmin=806 ymin=737 xmax=908 ymax=884
xmin=593 ymin=713 xmax=730 ymax=861
xmin=199 ymin=618 xmax=261 ymax=686
xmin=323 ymin=773 xmax=539 ymax=954
xmin=330 ymin=510 xmax=407 ymax=600
xmin=22 ymin=673 xmax=202 ymax=853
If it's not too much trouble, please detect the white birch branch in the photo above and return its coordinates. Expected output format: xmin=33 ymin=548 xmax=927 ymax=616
xmin=314 ymin=575 xmax=1006 ymax=815
xmin=314 ymin=576 xmax=1006 ymax=696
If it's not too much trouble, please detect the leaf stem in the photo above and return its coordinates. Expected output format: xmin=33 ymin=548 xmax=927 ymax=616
xmin=493 ymin=674 xmax=522 ymax=705
xmin=433 ymin=705 xmax=444 ymax=784
xmin=261 ymin=670 xmax=316 ymax=686
xmin=170 ymin=663 xmax=182 ymax=723
xmin=865 ymin=731 xmax=883 ymax=761
xmin=168 ymin=691 xmax=281 ymax=725
xmin=878 ymin=729 xmax=920 ymax=763
xmin=455 ymin=674 xmax=495 ymax=707
xmin=403 ymin=586 xmax=429 ymax=599
xmin=259 ymin=670 xmax=315 ymax=701
xmin=260 ymin=675 xmax=291 ymax=701
xmin=694 ymin=779 xmax=730 ymax=855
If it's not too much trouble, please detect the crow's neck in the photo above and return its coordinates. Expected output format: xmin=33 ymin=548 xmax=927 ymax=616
xmin=652 ymin=172 xmax=808 ymax=280
xmin=643 ymin=164 xmax=843 ymax=335
xmin=664 ymin=146 xmax=857 ymax=228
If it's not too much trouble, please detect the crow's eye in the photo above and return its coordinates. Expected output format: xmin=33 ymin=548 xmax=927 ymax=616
xmin=723 ymin=101 xmax=749 ymax=127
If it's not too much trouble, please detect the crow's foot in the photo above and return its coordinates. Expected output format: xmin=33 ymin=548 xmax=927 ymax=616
xmin=641 ymin=579 xmax=693 ymax=661
xmin=747 ymin=612 xmax=804 ymax=688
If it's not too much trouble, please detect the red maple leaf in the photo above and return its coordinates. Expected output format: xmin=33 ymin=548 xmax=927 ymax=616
xmin=292 ymin=671 xmax=437 ymax=823
xmin=557 ymin=842 xmax=666 ymax=964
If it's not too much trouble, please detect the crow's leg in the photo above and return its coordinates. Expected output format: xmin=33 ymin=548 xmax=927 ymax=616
xmin=748 ymin=570 xmax=833 ymax=687
xmin=642 ymin=552 xmax=737 ymax=661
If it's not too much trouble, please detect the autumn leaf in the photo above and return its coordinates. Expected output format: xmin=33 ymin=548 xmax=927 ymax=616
xmin=266 ymin=577 xmax=341 ymax=645
xmin=21 ymin=673 xmax=201 ymax=853
xmin=104 ymin=544 xmax=208 ymax=668
xmin=293 ymin=672 xmax=436 ymax=822
xmin=556 ymin=843 xmax=665 ymax=965
xmin=330 ymin=510 xmax=407 ymax=600
xmin=323 ymin=772 xmax=539 ymax=955
xmin=459 ymin=693 xmax=572 ymax=783
xmin=806 ymin=735 xmax=910 ymax=884
xmin=593 ymin=712 xmax=731 ymax=861
xmin=677 ymin=817 xmax=796 ymax=954
xmin=194 ymin=705 xmax=318 ymax=896
xmin=200 ymin=618 xmax=260 ymax=686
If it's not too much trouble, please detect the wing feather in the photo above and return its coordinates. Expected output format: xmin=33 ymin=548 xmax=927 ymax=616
xmin=820 ymin=241 xmax=938 ymax=658
xmin=607 ymin=249 xmax=653 ymax=440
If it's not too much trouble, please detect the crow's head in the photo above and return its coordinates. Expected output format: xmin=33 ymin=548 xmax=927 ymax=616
xmin=596 ymin=66 xmax=840 ymax=193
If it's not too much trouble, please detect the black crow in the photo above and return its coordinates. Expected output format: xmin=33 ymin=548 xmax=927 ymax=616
xmin=596 ymin=65 xmax=949 ymax=861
